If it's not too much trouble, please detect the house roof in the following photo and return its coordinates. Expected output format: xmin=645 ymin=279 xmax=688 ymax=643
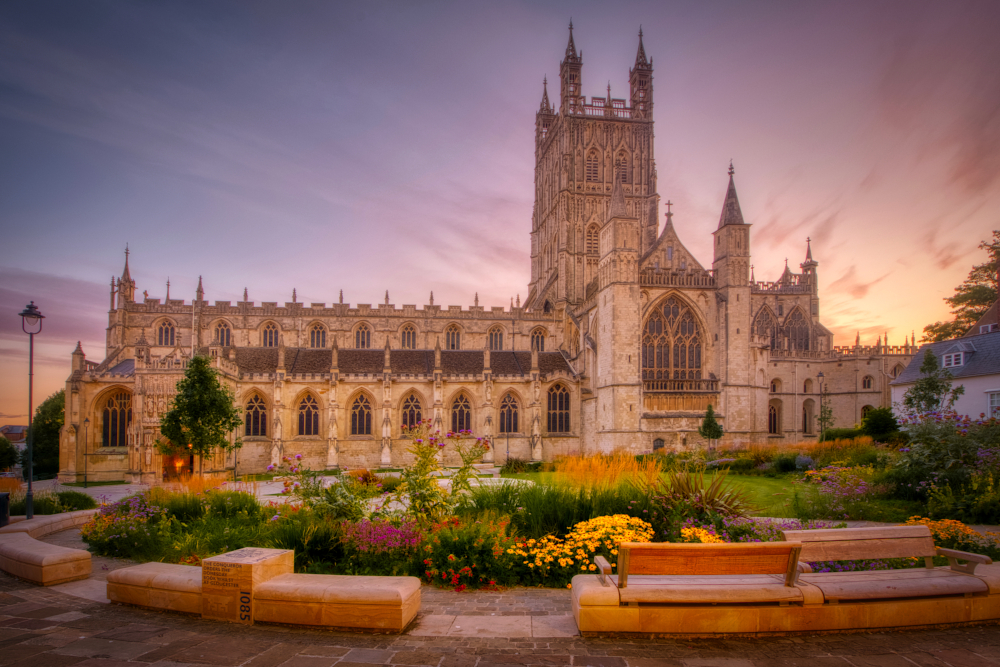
xmin=890 ymin=330 xmax=1000 ymax=385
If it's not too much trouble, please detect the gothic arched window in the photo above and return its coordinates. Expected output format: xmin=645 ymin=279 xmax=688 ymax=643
xmin=803 ymin=379 xmax=813 ymax=394
xmin=547 ymin=384 xmax=570 ymax=433
xmin=446 ymin=325 xmax=461 ymax=350
xmin=768 ymin=402 xmax=781 ymax=434
xmin=451 ymin=394 xmax=471 ymax=433
xmin=499 ymin=394 xmax=519 ymax=434
xmin=355 ymin=324 xmax=371 ymax=349
xmin=585 ymin=151 xmax=598 ymax=182
xmin=531 ymin=329 xmax=546 ymax=352
xmin=641 ymin=297 xmax=704 ymax=388
xmin=245 ymin=395 xmax=267 ymax=437
xmin=861 ymin=405 xmax=874 ymax=419
xmin=102 ymin=391 xmax=131 ymax=448
xmin=891 ymin=364 xmax=904 ymax=378
xmin=783 ymin=309 xmax=810 ymax=351
xmin=770 ymin=379 xmax=781 ymax=393
xmin=488 ymin=327 xmax=504 ymax=351
xmin=615 ymin=153 xmax=629 ymax=183
xmin=753 ymin=309 xmax=777 ymax=350
xmin=585 ymin=224 xmax=599 ymax=255
xmin=351 ymin=395 xmax=372 ymax=435
xmin=298 ymin=395 xmax=319 ymax=436
xmin=310 ymin=324 xmax=326 ymax=349
xmin=401 ymin=325 xmax=416 ymax=350
xmin=262 ymin=323 xmax=278 ymax=348
xmin=215 ymin=322 xmax=231 ymax=347
xmin=401 ymin=394 xmax=421 ymax=429
xmin=862 ymin=376 xmax=874 ymax=390
xmin=158 ymin=321 xmax=175 ymax=346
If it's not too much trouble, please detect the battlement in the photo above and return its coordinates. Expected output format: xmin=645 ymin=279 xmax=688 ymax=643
xmin=751 ymin=274 xmax=813 ymax=294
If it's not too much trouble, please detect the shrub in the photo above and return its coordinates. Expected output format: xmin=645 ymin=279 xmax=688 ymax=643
xmin=501 ymin=458 xmax=542 ymax=474
xmin=378 ymin=475 xmax=403 ymax=494
xmin=905 ymin=516 xmax=1000 ymax=561
xmin=265 ymin=509 xmax=347 ymax=572
xmin=54 ymin=490 xmax=97 ymax=510
xmin=927 ymin=472 xmax=1000 ymax=524
xmin=823 ymin=428 xmax=861 ymax=441
xmin=647 ymin=468 xmax=754 ymax=540
xmin=340 ymin=518 xmax=422 ymax=575
xmin=418 ymin=514 xmax=517 ymax=590
xmin=10 ymin=490 xmax=69 ymax=515
xmin=795 ymin=455 xmax=815 ymax=471
xmin=861 ymin=407 xmax=900 ymax=441
xmin=773 ymin=453 xmax=798 ymax=473
xmin=81 ymin=493 xmax=176 ymax=560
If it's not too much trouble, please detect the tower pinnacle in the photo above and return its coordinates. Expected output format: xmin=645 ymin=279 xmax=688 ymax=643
xmin=717 ymin=163 xmax=745 ymax=228
xmin=539 ymin=77 xmax=552 ymax=113
xmin=564 ymin=20 xmax=579 ymax=63
xmin=634 ymin=26 xmax=650 ymax=69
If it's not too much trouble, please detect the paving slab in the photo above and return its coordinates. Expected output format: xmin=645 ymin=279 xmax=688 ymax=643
xmin=531 ymin=616 xmax=579 ymax=638
xmin=448 ymin=616 xmax=533 ymax=638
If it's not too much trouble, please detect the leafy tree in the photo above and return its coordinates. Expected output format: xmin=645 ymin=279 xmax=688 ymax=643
xmin=0 ymin=436 xmax=18 ymax=471
xmin=158 ymin=356 xmax=242 ymax=476
xmin=698 ymin=404 xmax=724 ymax=450
xmin=902 ymin=349 xmax=965 ymax=415
xmin=860 ymin=407 xmax=899 ymax=441
xmin=25 ymin=390 xmax=64 ymax=477
xmin=817 ymin=399 xmax=835 ymax=442
xmin=923 ymin=230 xmax=998 ymax=342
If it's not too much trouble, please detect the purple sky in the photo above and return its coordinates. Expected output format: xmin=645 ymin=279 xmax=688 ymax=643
xmin=2 ymin=1 xmax=999 ymax=422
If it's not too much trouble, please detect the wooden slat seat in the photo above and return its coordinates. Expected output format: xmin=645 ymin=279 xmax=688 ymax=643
xmin=611 ymin=574 xmax=803 ymax=604
xmin=798 ymin=568 xmax=988 ymax=601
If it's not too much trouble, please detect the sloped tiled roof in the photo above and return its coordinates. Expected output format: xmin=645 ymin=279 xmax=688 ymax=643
xmin=106 ymin=359 xmax=135 ymax=376
xmin=891 ymin=330 xmax=1000 ymax=385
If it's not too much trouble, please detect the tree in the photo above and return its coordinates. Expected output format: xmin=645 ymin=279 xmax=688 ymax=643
xmin=158 ymin=356 xmax=242 ymax=476
xmin=860 ymin=407 xmax=899 ymax=441
xmin=922 ymin=230 xmax=998 ymax=342
xmin=817 ymin=396 xmax=835 ymax=442
xmin=902 ymin=349 xmax=965 ymax=415
xmin=25 ymin=390 xmax=64 ymax=477
xmin=698 ymin=404 xmax=724 ymax=450
xmin=0 ymin=437 xmax=18 ymax=471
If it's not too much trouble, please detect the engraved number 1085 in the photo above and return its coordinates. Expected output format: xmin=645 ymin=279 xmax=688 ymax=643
xmin=239 ymin=593 xmax=251 ymax=621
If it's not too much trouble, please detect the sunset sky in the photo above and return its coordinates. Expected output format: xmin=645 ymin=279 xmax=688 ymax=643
xmin=2 ymin=0 xmax=998 ymax=422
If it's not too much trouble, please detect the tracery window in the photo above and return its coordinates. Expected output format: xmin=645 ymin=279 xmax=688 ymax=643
xmin=310 ymin=324 xmax=326 ymax=348
xmin=351 ymin=395 xmax=372 ymax=435
xmin=783 ymin=309 xmax=810 ymax=351
xmin=585 ymin=151 xmax=598 ymax=182
xmin=158 ymin=321 xmax=175 ymax=346
xmin=862 ymin=376 xmax=873 ymax=390
xmin=245 ymin=395 xmax=267 ymax=437
xmin=768 ymin=403 xmax=781 ymax=434
xmin=401 ymin=325 xmax=416 ymax=350
xmin=401 ymin=394 xmax=421 ymax=429
xmin=752 ymin=309 xmax=777 ymax=350
xmin=861 ymin=405 xmax=874 ymax=419
xmin=640 ymin=297 xmax=703 ymax=388
xmin=531 ymin=329 xmax=545 ymax=352
xmin=262 ymin=323 xmax=278 ymax=348
xmin=451 ymin=395 xmax=471 ymax=433
xmin=547 ymin=384 xmax=570 ymax=433
xmin=298 ymin=395 xmax=319 ymax=436
xmin=355 ymin=324 xmax=371 ymax=349
xmin=585 ymin=225 xmax=599 ymax=255
xmin=215 ymin=322 xmax=231 ymax=347
xmin=499 ymin=394 xmax=519 ymax=434
xmin=891 ymin=365 xmax=904 ymax=378
xmin=488 ymin=326 xmax=504 ymax=351
xmin=102 ymin=391 xmax=131 ymax=448
xmin=445 ymin=325 xmax=461 ymax=350
xmin=615 ymin=154 xmax=629 ymax=183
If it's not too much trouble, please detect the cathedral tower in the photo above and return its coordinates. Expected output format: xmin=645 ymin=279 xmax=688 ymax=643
xmin=528 ymin=26 xmax=658 ymax=313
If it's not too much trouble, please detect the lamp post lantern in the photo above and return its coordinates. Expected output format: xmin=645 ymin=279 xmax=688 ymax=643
xmin=83 ymin=418 xmax=90 ymax=489
xmin=18 ymin=302 xmax=44 ymax=520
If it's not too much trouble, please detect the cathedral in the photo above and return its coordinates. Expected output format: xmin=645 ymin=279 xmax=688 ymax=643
xmin=58 ymin=26 xmax=916 ymax=483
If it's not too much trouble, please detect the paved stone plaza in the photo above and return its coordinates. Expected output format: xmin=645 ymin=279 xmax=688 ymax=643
xmin=0 ymin=527 xmax=994 ymax=667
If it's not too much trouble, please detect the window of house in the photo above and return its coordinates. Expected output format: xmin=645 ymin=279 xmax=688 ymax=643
xmin=102 ymin=391 xmax=132 ymax=448
xmin=488 ymin=327 xmax=504 ymax=351
xmin=981 ymin=324 xmax=998 ymax=334
xmin=351 ymin=395 xmax=372 ymax=435
xmin=862 ymin=376 xmax=873 ymax=390
xmin=158 ymin=321 xmax=175 ymax=346
xmin=298 ymin=395 xmax=319 ymax=436
xmin=215 ymin=322 xmax=231 ymax=347
xmin=245 ymin=395 xmax=267 ymax=437
xmin=355 ymin=324 xmax=371 ymax=349
xmin=310 ymin=324 xmax=326 ymax=348
xmin=990 ymin=392 xmax=1000 ymax=417
xmin=262 ymin=323 xmax=278 ymax=347
xmin=401 ymin=325 xmax=416 ymax=350
xmin=445 ymin=325 xmax=460 ymax=350
xmin=547 ymin=385 xmax=570 ymax=433
xmin=942 ymin=352 xmax=964 ymax=368
xmin=531 ymin=329 xmax=545 ymax=352
xmin=401 ymin=394 xmax=421 ymax=429
xmin=499 ymin=394 xmax=519 ymax=434
xmin=452 ymin=395 xmax=471 ymax=433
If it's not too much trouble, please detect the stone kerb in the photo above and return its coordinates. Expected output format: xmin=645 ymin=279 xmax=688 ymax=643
xmin=201 ymin=547 xmax=293 ymax=624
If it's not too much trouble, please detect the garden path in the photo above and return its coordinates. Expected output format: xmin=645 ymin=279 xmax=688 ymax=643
xmin=0 ymin=529 xmax=995 ymax=666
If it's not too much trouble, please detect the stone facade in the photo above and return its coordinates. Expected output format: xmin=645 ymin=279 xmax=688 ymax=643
xmin=58 ymin=26 xmax=914 ymax=483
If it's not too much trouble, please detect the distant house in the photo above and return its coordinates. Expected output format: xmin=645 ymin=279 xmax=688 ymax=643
xmin=966 ymin=300 xmax=1000 ymax=337
xmin=0 ymin=425 xmax=27 ymax=449
xmin=890 ymin=329 xmax=1000 ymax=418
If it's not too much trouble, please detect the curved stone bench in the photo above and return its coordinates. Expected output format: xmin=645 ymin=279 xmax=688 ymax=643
xmin=106 ymin=562 xmax=202 ymax=615
xmin=0 ymin=510 xmax=97 ymax=586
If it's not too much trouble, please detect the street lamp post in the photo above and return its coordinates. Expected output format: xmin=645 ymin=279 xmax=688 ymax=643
xmin=83 ymin=418 xmax=90 ymax=489
xmin=817 ymin=371 xmax=826 ymax=442
xmin=18 ymin=302 xmax=44 ymax=520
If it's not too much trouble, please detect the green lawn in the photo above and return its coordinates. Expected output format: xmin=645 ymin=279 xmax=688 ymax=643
xmin=60 ymin=480 xmax=130 ymax=488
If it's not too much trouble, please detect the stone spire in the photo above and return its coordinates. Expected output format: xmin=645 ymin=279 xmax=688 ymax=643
xmin=72 ymin=341 xmax=86 ymax=372
xmin=564 ymin=19 xmax=580 ymax=63
xmin=856 ymin=331 xmax=861 ymax=347
xmin=634 ymin=26 xmax=650 ymax=69
xmin=604 ymin=81 xmax=614 ymax=117
xmin=339 ymin=289 xmax=343 ymax=304
xmin=292 ymin=288 xmax=297 ymax=303
xmin=474 ymin=292 xmax=479 ymax=307
xmin=243 ymin=287 xmax=248 ymax=302
xmin=539 ymin=76 xmax=552 ymax=113
xmin=121 ymin=244 xmax=132 ymax=284
xmin=384 ymin=290 xmax=389 ymax=305
xmin=750 ymin=265 xmax=755 ymax=283
xmin=607 ymin=171 xmax=628 ymax=220
xmin=196 ymin=275 xmax=204 ymax=301
xmin=117 ymin=245 xmax=135 ymax=305
xmin=167 ymin=278 xmax=171 ymax=301
xmin=717 ymin=161 xmax=745 ymax=228
xmin=429 ymin=291 xmax=434 ymax=306
xmin=801 ymin=237 xmax=818 ymax=271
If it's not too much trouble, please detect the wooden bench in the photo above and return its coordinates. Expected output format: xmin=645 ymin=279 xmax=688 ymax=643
xmin=0 ymin=511 xmax=97 ymax=586
xmin=782 ymin=525 xmax=993 ymax=602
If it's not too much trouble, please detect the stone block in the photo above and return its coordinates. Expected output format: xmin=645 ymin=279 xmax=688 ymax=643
xmin=106 ymin=562 xmax=202 ymax=615
xmin=201 ymin=547 xmax=293 ymax=624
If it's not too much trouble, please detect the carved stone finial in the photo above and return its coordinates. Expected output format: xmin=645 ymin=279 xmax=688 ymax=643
xmin=385 ymin=290 xmax=389 ymax=305
xmin=429 ymin=291 xmax=434 ymax=306
xmin=339 ymin=289 xmax=343 ymax=304
xmin=243 ymin=287 xmax=248 ymax=302
xmin=474 ymin=292 xmax=479 ymax=307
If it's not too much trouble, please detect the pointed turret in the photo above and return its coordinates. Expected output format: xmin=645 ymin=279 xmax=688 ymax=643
xmin=607 ymin=172 xmax=628 ymax=221
xmin=116 ymin=246 xmax=135 ymax=306
xmin=629 ymin=27 xmax=653 ymax=119
xmin=856 ymin=331 xmax=861 ymax=347
xmin=634 ymin=27 xmax=650 ymax=69
xmin=71 ymin=341 xmax=86 ymax=372
xmin=718 ymin=162 xmax=745 ymax=228
xmin=559 ymin=20 xmax=583 ymax=113
xmin=196 ymin=275 xmax=204 ymax=302
xmin=564 ymin=19 xmax=580 ymax=63
xmin=539 ymin=77 xmax=552 ymax=114
xmin=801 ymin=237 xmax=818 ymax=272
